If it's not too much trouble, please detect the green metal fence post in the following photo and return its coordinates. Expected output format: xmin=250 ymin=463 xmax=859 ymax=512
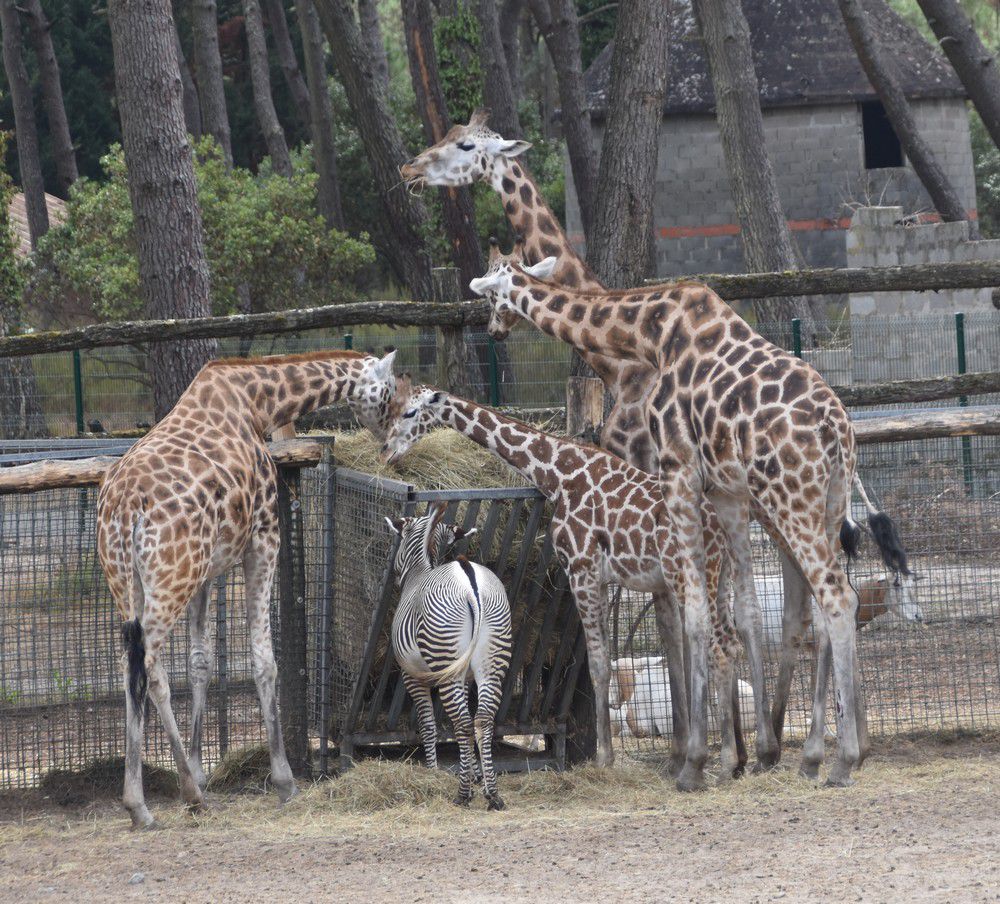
xmin=955 ymin=312 xmax=974 ymax=494
xmin=487 ymin=337 xmax=500 ymax=406
xmin=343 ymin=333 xmax=353 ymax=350
xmin=791 ymin=318 xmax=802 ymax=358
xmin=72 ymin=349 xmax=85 ymax=435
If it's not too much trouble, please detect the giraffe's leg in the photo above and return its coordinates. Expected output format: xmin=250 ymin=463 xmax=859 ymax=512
xmin=802 ymin=630 xmax=832 ymax=780
xmin=438 ymin=681 xmax=476 ymax=805
xmin=403 ymin=674 xmax=438 ymax=769
xmin=186 ymin=582 xmax=213 ymax=790
xmin=568 ymin=570 xmax=615 ymax=768
xmin=650 ymin=590 xmax=688 ymax=776
xmin=709 ymin=492 xmax=780 ymax=771
xmin=144 ymin=639 xmax=205 ymax=811
xmin=473 ymin=664 xmax=505 ymax=811
xmin=121 ymin=649 xmax=154 ymax=829
xmin=713 ymin=647 xmax=740 ymax=783
xmin=243 ymin=538 xmax=298 ymax=803
xmin=771 ymin=550 xmax=812 ymax=747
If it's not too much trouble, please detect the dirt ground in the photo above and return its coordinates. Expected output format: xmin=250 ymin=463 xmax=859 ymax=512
xmin=1 ymin=735 xmax=999 ymax=904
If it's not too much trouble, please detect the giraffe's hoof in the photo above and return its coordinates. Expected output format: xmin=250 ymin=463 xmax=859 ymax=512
xmin=676 ymin=766 xmax=707 ymax=793
xmin=129 ymin=814 xmax=159 ymax=831
xmin=485 ymin=793 xmax=505 ymax=812
xmin=751 ymin=750 xmax=780 ymax=773
xmin=276 ymin=781 xmax=299 ymax=804
xmin=183 ymin=798 xmax=207 ymax=815
xmin=664 ymin=753 xmax=686 ymax=778
xmin=824 ymin=762 xmax=856 ymax=788
xmin=799 ymin=760 xmax=821 ymax=781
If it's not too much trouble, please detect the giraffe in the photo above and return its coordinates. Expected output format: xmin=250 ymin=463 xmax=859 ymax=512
xmin=469 ymin=247 xmax=910 ymax=788
xmin=401 ymin=110 xmax=700 ymax=762
xmin=377 ymin=379 xmax=748 ymax=778
xmin=97 ymin=348 xmax=398 ymax=827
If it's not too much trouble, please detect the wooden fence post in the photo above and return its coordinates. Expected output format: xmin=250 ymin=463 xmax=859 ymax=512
xmin=277 ymin=464 xmax=310 ymax=777
xmin=433 ymin=267 xmax=472 ymax=398
xmin=566 ymin=376 xmax=605 ymax=442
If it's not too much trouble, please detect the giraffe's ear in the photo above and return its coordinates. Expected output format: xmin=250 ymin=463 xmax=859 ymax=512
xmin=498 ymin=139 xmax=531 ymax=158
xmin=373 ymin=349 xmax=397 ymax=381
xmin=523 ymin=257 xmax=557 ymax=281
xmin=469 ymin=274 xmax=500 ymax=296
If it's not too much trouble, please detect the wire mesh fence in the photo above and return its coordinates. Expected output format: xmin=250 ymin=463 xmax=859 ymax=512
xmin=0 ymin=430 xmax=997 ymax=789
xmin=3 ymin=311 xmax=996 ymax=438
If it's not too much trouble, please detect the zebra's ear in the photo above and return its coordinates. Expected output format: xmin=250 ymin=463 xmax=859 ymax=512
xmin=384 ymin=516 xmax=403 ymax=536
xmin=452 ymin=526 xmax=478 ymax=542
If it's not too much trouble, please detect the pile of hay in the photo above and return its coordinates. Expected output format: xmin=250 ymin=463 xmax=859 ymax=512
xmin=327 ymin=427 xmax=531 ymax=491
xmin=206 ymin=746 xmax=274 ymax=794
xmin=40 ymin=757 xmax=177 ymax=806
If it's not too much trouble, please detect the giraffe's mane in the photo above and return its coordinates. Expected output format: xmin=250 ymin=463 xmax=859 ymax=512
xmin=205 ymin=350 xmax=367 ymax=368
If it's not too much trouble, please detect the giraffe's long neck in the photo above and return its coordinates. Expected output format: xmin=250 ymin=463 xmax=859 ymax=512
xmin=507 ymin=279 xmax=689 ymax=368
xmin=437 ymin=396 xmax=586 ymax=500
xmin=182 ymin=354 xmax=367 ymax=436
xmin=486 ymin=157 xmax=603 ymax=294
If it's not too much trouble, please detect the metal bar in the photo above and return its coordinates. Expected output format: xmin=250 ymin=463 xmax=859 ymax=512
xmin=791 ymin=318 xmax=802 ymax=358
xmin=493 ymin=498 xmax=524 ymax=580
xmin=344 ymin=333 xmax=353 ymax=350
xmin=316 ymin=445 xmax=335 ymax=776
xmin=956 ymin=312 xmax=974 ymax=494
xmin=214 ymin=575 xmax=229 ymax=757
xmin=538 ymin=581 xmax=579 ymax=720
xmin=410 ymin=486 xmax=540 ymax=502
xmin=488 ymin=337 xmax=500 ymax=406
xmin=72 ymin=350 xmax=85 ymax=435
xmin=519 ymin=562 xmax=569 ymax=724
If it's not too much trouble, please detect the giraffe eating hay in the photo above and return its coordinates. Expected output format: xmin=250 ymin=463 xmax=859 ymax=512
xmin=470 ymin=245 xmax=911 ymax=788
xmin=97 ymin=349 xmax=397 ymax=827
xmin=377 ymin=379 xmax=748 ymax=778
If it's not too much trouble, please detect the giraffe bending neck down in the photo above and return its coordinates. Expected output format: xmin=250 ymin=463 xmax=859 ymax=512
xmin=380 ymin=385 xmax=748 ymax=778
xmin=471 ymin=251 xmax=911 ymax=788
xmin=401 ymin=111 xmax=695 ymax=747
xmin=97 ymin=349 xmax=397 ymax=827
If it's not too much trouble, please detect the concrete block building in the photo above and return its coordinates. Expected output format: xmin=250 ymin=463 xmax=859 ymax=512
xmin=567 ymin=0 xmax=978 ymax=278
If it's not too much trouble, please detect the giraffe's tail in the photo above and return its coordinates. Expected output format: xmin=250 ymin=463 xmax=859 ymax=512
xmin=849 ymin=472 xmax=911 ymax=576
xmin=120 ymin=507 xmax=147 ymax=714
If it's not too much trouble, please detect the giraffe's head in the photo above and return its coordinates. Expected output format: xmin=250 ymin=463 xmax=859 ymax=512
xmin=469 ymin=239 xmax=557 ymax=340
xmin=399 ymin=109 xmax=531 ymax=189
xmin=348 ymin=350 xmax=399 ymax=437
xmin=382 ymin=386 xmax=447 ymax=464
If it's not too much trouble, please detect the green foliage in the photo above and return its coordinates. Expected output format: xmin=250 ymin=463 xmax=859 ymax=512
xmin=577 ymin=0 xmax=618 ymax=70
xmin=434 ymin=10 xmax=483 ymax=123
xmin=0 ymin=130 xmax=24 ymax=326
xmin=970 ymin=110 xmax=1000 ymax=238
xmin=29 ymin=139 xmax=376 ymax=321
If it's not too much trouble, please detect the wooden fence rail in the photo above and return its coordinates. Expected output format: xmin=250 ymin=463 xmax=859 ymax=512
xmin=2 ymin=259 xmax=999 ymax=359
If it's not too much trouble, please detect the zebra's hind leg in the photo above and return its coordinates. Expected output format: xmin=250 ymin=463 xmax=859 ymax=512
xmin=473 ymin=671 xmax=505 ymax=811
xmin=404 ymin=675 xmax=438 ymax=769
xmin=439 ymin=681 xmax=476 ymax=806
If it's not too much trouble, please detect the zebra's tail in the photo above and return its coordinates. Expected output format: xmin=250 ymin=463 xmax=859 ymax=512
xmin=416 ymin=558 xmax=483 ymax=686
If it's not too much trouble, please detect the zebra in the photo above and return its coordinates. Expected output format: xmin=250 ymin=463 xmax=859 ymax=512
xmin=385 ymin=502 xmax=512 ymax=810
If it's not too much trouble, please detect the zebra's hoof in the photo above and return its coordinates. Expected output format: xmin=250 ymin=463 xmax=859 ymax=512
xmin=486 ymin=793 xmax=505 ymax=812
xmin=453 ymin=794 xmax=473 ymax=808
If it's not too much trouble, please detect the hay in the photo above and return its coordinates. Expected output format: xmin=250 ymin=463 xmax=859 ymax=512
xmin=206 ymin=746 xmax=274 ymax=793
xmin=322 ymin=759 xmax=455 ymax=812
xmin=328 ymin=427 xmax=530 ymax=491
xmin=39 ymin=757 xmax=177 ymax=805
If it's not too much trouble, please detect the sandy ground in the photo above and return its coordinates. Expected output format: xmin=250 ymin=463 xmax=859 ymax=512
xmin=1 ymin=736 xmax=999 ymax=904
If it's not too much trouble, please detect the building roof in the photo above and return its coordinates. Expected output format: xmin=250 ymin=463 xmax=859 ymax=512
xmin=584 ymin=0 xmax=965 ymax=118
xmin=9 ymin=192 xmax=67 ymax=257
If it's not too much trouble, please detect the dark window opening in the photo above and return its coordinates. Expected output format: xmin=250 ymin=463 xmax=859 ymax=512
xmin=861 ymin=101 xmax=903 ymax=169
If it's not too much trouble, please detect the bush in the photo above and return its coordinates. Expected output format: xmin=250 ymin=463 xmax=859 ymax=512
xmin=29 ymin=139 xmax=376 ymax=322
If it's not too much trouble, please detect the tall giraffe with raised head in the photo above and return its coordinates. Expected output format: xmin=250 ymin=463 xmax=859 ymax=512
xmin=401 ymin=110 xmax=699 ymax=763
xmin=470 ymin=248 xmax=911 ymax=788
xmin=378 ymin=380 xmax=747 ymax=777
xmin=97 ymin=349 xmax=397 ymax=827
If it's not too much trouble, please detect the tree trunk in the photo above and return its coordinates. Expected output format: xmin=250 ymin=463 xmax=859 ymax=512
xmin=174 ymin=28 xmax=203 ymax=138
xmin=313 ymin=0 xmax=434 ymax=303
xmin=297 ymin=0 xmax=345 ymax=229
xmin=262 ymin=0 xmax=312 ymax=129
xmin=499 ymin=0 xmax=524 ymax=103
xmin=357 ymin=0 xmax=390 ymax=93
xmin=916 ymin=0 xmax=1000 ymax=152
xmin=107 ymin=0 xmax=217 ymax=421
xmin=475 ymin=0 xmax=523 ymax=138
xmin=189 ymin=0 xmax=233 ymax=164
xmin=528 ymin=0 xmax=598 ymax=242
xmin=692 ymin=0 xmax=816 ymax=333
xmin=838 ymin=0 xmax=969 ymax=226
xmin=0 ymin=0 xmax=48 ymax=247
xmin=20 ymin=0 xmax=78 ymax=196
xmin=243 ymin=0 xmax=293 ymax=176
xmin=587 ymin=0 xmax=668 ymax=288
